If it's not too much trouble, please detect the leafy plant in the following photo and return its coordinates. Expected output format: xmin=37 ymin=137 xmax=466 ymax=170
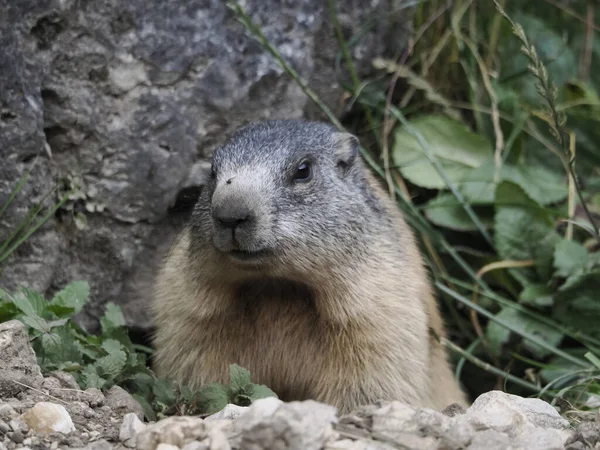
xmin=0 ymin=282 xmax=278 ymax=421
xmin=229 ymin=0 xmax=600 ymax=415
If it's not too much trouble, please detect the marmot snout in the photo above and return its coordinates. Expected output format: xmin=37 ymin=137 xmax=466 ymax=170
xmin=152 ymin=119 xmax=468 ymax=414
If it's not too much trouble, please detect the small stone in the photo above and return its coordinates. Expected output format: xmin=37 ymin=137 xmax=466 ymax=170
xmin=8 ymin=419 xmax=27 ymax=433
xmin=49 ymin=372 xmax=80 ymax=390
xmin=205 ymin=404 xmax=248 ymax=421
xmin=512 ymin=423 xmax=570 ymax=450
xmin=181 ymin=441 xmax=209 ymax=450
xmin=0 ymin=443 xmax=6 ymax=450
xmin=84 ymin=388 xmax=105 ymax=407
xmin=325 ymin=438 xmax=397 ymax=449
xmin=238 ymin=399 xmax=338 ymax=450
xmin=137 ymin=416 xmax=206 ymax=450
xmin=0 ymin=420 xmax=9 ymax=434
xmin=105 ymin=386 xmax=144 ymax=420
xmin=20 ymin=402 xmax=75 ymax=434
xmin=465 ymin=391 xmax=569 ymax=436
xmin=119 ymin=412 xmax=146 ymax=444
xmin=86 ymin=439 xmax=113 ymax=450
xmin=371 ymin=401 xmax=419 ymax=439
xmin=0 ymin=406 xmax=16 ymax=420
xmin=21 ymin=438 xmax=31 ymax=446
xmin=66 ymin=435 xmax=84 ymax=447
xmin=41 ymin=377 xmax=62 ymax=391
xmin=441 ymin=403 xmax=467 ymax=417
xmin=4 ymin=441 xmax=15 ymax=450
xmin=6 ymin=431 xmax=23 ymax=444
xmin=156 ymin=444 xmax=180 ymax=450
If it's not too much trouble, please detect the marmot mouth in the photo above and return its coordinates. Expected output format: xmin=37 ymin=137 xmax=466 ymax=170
xmin=228 ymin=248 xmax=273 ymax=263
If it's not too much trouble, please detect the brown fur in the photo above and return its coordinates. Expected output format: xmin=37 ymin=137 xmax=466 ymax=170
xmin=152 ymin=124 xmax=467 ymax=414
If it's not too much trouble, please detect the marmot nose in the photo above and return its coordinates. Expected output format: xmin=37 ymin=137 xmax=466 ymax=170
xmin=212 ymin=204 xmax=253 ymax=231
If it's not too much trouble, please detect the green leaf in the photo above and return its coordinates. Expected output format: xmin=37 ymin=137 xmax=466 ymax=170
xmin=0 ymin=301 xmax=18 ymax=323
xmin=498 ymin=12 xmax=578 ymax=107
xmin=0 ymin=288 xmax=11 ymax=303
xmin=95 ymin=349 xmax=128 ymax=380
xmin=101 ymin=339 xmax=124 ymax=354
xmin=553 ymin=239 xmax=588 ymax=278
xmin=392 ymin=114 xmax=492 ymax=189
xmin=48 ymin=281 xmax=89 ymax=317
xmin=19 ymin=288 xmax=47 ymax=317
xmin=519 ymin=284 xmax=554 ymax=307
xmin=82 ymin=365 xmax=105 ymax=389
xmin=20 ymin=315 xmax=50 ymax=333
xmin=41 ymin=333 xmax=62 ymax=356
xmin=196 ymin=383 xmax=231 ymax=414
xmin=250 ymin=384 xmax=278 ymax=401
xmin=494 ymin=182 xmax=560 ymax=282
xmin=132 ymin=393 xmax=154 ymax=421
xmin=486 ymin=307 xmax=564 ymax=359
xmin=423 ymin=194 xmax=493 ymax=231
xmin=585 ymin=352 xmax=600 ymax=370
xmin=554 ymin=271 xmax=600 ymax=337
xmin=459 ymin=162 xmax=568 ymax=206
xmin=11 ymin=290 xmax=41 ymax=318
xmin=47 ymin=326 xmax=84 ymax=365
xmin=100 ymin=303 xmax=126 ymax=333
xmin=229 ymin=364 xmax=252 ymax=393
xmin=152 ymin=378 xmax=178 ymax=407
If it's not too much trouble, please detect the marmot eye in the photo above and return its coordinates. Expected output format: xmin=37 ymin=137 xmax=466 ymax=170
xmin=293 ymin=161 xmax=312 ymax=182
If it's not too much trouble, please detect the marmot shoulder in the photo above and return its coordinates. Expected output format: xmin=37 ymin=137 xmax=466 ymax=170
xmin=152 ymin=119 xmax=467 ymax=414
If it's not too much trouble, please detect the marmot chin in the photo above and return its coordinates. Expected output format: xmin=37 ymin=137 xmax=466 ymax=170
xmin=152 ymin=119 xmax=467 ymax=414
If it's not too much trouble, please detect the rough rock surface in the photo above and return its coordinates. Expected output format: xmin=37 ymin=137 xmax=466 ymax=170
xmin=0 ymin=321 xmax=44 ymax=397
xmin=0 ymin=0 xmax=410 ymax=332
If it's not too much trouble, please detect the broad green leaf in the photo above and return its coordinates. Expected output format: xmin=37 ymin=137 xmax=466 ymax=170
xmin=82 ymin=366 xmax=105 ymax=389
xmin=11 ymin=290 xmax=41 ymax=318
xmin=20 ymin=315 xmax=50 ymax=333
xmin=95 ymin=349 xmax=128 ymax=380
xmin=486 ymin=307 xmax=564 ymax=359
xmin=459 ymin=162 xmax=568 ymax=206
xmin=553 ymin=239 xmax=588 ymax=279
xmin=392 ymin=114 xmax=492 ymax=189
xmin=132 ymin=393 xmax=154 ymax=421
xmin=229 ymin=364 xmax=252 ymax=393
xmin=0 ymin=301 xmax=18 ymax=323
xmin=152 ymin=378 xmax=177 ymax=407
xmin=41 ymin=333 xmax=62 ymax=358
xmin=423 ymin=194 xmax=493 ymax=231
xmin=20 ymin=288 xmax=47 ymax=317
xmin=48 ymin=326 xmax=84 ymax=365
xmin=494 ymin=182 xmax=560 ymax=282
xmin=100 ymin=303 xmax=126 ymax=333
xmin=197 ymin=383 xmax=231 ymax=414
xmin=48 ymin=281 xmax=89 ymax=317
xmin=519 ymin=284 xmax=554 ymax=308
xmin=251 ymin=384 xmax=278 ymax=401
xmin=101 ymin=339 xmax=124 ymax=354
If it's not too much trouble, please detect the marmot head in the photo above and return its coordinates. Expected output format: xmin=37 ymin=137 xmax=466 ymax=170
xmin=189 ymin=119 xmax=383 ymax=280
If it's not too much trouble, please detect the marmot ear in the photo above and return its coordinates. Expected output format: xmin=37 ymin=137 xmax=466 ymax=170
xmin=332 ymin=132 xmax=359 ymax=177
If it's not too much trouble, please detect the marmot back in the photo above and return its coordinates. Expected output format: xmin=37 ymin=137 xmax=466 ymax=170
xmin=152 ymin=119 xmax=467 ymax=414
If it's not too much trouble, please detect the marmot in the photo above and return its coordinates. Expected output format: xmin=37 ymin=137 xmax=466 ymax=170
xmin=152 ymin=119 xmax=467 ymax=414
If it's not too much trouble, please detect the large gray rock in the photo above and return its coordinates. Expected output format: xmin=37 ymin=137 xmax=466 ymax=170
xmin=0 ymin=0 xmax=410 ymax=332
xmin=0 ymin=320 xmax=44 ymax=397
